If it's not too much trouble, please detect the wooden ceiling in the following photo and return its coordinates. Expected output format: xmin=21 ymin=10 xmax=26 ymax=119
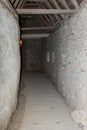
xmin=10 ymin=0 xmax=83 ymax=33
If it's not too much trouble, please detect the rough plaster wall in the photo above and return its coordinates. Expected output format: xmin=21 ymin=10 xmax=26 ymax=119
xmin=22 ymin=39 xmax=43 ymax=72
xmin=43 ymin=1 xmax=87 ymax=126
xmin=42 ymin=38 xmax=58 ymax=86
xmin=0 ymin=1 xmax=20 ymax=130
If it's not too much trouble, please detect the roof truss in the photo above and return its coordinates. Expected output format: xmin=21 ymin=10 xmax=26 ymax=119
xmin=10 ymin=0 xmax=82 ymax=33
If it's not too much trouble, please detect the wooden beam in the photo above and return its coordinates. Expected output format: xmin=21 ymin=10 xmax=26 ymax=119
xmin=24 ymin=3 xmax=41 ymax=7
xmin=21 ymin=26 xmax=55 ymax=31
xmin=21 ymin=0 xmax=26 ymax=8
xmin=17 ymin=0 xmax=24 ymax=8
xmin=44 ymin=0 xmax=60 ymax=23
xmin=39 ymin=15 xmax=49 ymax=26
xmin=22 ymin=33 xmax=50 ymax=39
xmin=26 ymin=0 xmax=46 ymax=2
xmin=42 ymin=15 xmax=53 ymax=25
xmin=14 ymin=0 xmax=20 ymax=8
xmin=41 ymin=4 xmax=55 ymax=25
xmin=58 ymin=0 xmax=69 ymax=9
xmin=40 ymin=3 xmax=55 ymax=25
xmin=50 ymin=0 xmax=60 ymax=9
xmin=57 ymin=0 xmax=70 ymax=19
xmin=38 ymin=3 xmax=52 ymax=26
xmin=49 ymin=0 xmax=64 ymax=20
xmin=16 ymin=9 xmax=76 ymax=14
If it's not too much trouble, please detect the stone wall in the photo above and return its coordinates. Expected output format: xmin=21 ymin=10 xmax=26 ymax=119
xmin=42 ymin=37 xmax=58 ymax=86
xmin=0 ymin=1 xmax=20 ymax=130
xmin=22 ymin=39 xmax=43 ymax=72
xmin=42 ymin=1 xmax=87 ymax=121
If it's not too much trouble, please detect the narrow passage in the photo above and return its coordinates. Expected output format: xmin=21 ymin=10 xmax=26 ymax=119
xmin=20 ymin=72 xmax=82 ymax=130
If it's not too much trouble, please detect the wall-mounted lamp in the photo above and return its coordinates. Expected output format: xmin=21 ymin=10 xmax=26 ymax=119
xmin=19 ymin=40 xmax=23 ymax=47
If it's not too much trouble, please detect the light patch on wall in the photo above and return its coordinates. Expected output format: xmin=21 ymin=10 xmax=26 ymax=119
xmin=19 ymin=40 xmax=23 ymax=47
xmin=52 ymin=52 xmax=55 ymax=63
xmin=47 ymin=51 xmax=50 ymax=62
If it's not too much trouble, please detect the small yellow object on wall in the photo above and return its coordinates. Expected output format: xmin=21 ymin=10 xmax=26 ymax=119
xmin=19 ymin=40 xmax=23 ymax=47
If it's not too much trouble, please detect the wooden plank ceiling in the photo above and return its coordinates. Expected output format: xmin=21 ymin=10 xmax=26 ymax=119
xmin=10 ymin=0 xmax=83 ymax=33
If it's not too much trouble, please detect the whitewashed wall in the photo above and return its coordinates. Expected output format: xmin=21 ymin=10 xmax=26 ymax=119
xmin=43 ymin=1 xmax=87 ymax=128
xmin=0 ymin=0 xmax=20 ymax=130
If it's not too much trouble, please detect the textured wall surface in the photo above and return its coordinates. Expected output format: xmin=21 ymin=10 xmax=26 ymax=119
xmin=22 ymin=39 xmax=43 ymax=72
xmin=0 ymin=1 xmax=20 ymax=130
xmin=42 ymin=38 xmax=58 ymax=86
xmin=43 ymin=1 xmax=87 ymax=115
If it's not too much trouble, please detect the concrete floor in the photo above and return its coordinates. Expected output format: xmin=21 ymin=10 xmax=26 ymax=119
xmin=19 ymin=72 xmax=82 ymax=130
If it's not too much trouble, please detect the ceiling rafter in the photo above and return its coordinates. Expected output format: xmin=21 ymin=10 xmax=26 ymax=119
xmin=41 ymin=2 xmax=55 ymax=25
xmin=16 ymin=9 xmax=76 ymax=14
xmin=22 ymin=33 xmax=50 ymax=39
xmin=21 ymin=26 xmax=55 ymax=31
xmin=45 ymin=1 xmax=59 ymax=20
xmin=55 ymin=0 xmax=70 ymax=19
xmin=39 ymin=15 xmax=49 ymax=26
xmin=38 ymin=2 xmax=53 ymax=26
xmin=58 ymin=0 xmax=69 ymax=9
xmin=26 ymin=0 xmax=46 ymax=2
xmin=50 ymin=0 xmax=60 ymax=9
xmin=21 ymin=0 xmax=27 ymax=8
xmin=24 ymin=3 xmax=41 ymax=8
xmin=10 ymin=0 xmax=82 ymax=33
xmin=49 ymin=0 xmax=65 ymax=19
xmin=22 ymin=0 xmax=50 ymax=26
xmin=17 ymin=0 xmax=24 ymax=8
xmin=44 ymin=0 xmax=61 ymax=23
xmin=13 ymin=0 xmax=20 ymax=8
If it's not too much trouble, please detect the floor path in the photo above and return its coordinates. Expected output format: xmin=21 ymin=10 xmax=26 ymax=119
xmin=18 ymin=72 xmax=82 ymax=130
